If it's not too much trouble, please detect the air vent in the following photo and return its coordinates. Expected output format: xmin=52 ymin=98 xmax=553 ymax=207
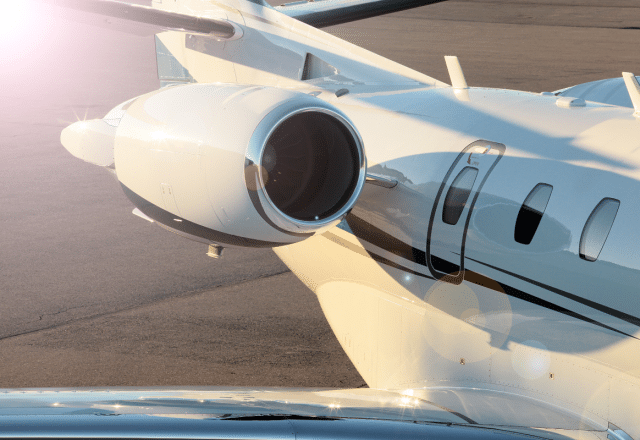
xmin=556 ymin=96 xmax=586 ymax=108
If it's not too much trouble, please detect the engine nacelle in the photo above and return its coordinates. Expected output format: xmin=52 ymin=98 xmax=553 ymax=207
xmin=113 ymin=83 xmax=366 ymax=247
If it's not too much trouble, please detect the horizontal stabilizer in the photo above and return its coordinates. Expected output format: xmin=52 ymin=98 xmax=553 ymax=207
xmin=276 ymin=0 xmax=447 ymax=28
xmin=43 ymin=0 xmax=238 ymax=39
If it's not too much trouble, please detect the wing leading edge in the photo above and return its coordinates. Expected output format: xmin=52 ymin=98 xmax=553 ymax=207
xmin=44 ymin=0 xmax=449 ymax=39
xmin=44 ymin=0 xmax=238 ymax=39
xmin=275 ymin=0 xmax=448 ymax=28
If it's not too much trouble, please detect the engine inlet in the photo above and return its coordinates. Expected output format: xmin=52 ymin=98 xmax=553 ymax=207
xmin=261 ymin=110 xmax=362 ymax=222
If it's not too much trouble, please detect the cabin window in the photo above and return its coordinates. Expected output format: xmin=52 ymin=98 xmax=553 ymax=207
xmin=442 ymin=167 xmax=478 ymax=225
xmin=579 ymin=198 xmax=620 ymax=262
xmin=514 ymin=183 xmax=553 ymax=245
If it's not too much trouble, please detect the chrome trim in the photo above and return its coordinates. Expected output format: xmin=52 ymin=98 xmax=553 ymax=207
xmin=608 ymin=422 xmax=634 ymax=440
xmin=365 ymin=173 xmax=398 ymax=189
xmin=246 ymin=99 xmax=366 ymax=234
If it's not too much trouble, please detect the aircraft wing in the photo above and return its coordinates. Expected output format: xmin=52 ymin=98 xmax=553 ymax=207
xmin=43 ymin=0 xmax=238 ymax=38
xmin=46 ymin=0 xmax=448 ymax=36
xmin=274 ymin=0 xmax=448 ymax=28
xmin=0 ymin=387 xmax=606 ymax=437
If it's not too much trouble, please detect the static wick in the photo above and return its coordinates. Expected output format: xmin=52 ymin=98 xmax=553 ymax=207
xmin=207 ymin=244 xmax=224 ymax=259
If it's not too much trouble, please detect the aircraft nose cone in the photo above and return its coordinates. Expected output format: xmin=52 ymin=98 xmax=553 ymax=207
xmin=61 ymin=119 xmax=117 ymax=167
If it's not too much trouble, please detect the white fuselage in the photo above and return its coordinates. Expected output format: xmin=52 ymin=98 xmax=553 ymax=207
xmin=58 ymin=0 xmax=640 ymax=433
xmin=274 ymin=83 xmax=640 ymax=430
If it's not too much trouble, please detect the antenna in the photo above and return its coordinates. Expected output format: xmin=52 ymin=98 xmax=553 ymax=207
xmin=445 ymin=56 xmax=468 ymax=89
xmin=445 ymin=56 xmax=469 ymax=101
xmin=622 ymin=72 xmax=640 ymax=118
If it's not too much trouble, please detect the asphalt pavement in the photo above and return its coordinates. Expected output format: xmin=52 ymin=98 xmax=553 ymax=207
xmin=0 ymin=0 xmax=638 ymax=387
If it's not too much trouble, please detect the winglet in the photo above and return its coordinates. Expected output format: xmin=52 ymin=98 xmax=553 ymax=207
xmin=622 ymin=72 xmax=640 ymax=118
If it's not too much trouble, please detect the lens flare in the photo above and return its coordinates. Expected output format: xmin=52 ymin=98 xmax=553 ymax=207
xmin=0 ymin=1 xmax=31 ymax=38
xmin=511 ymin=340 xmax=551 ymax=380
xmin=422 ymin=278 xmax=512 ymax=364
xmin=0 ymin=0 xmax=47 ymax=68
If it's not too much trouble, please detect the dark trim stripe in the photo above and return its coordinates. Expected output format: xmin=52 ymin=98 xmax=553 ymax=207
xmin=338 ymin=214 xmax=638 ymax=337
xmin=120 ymin=183 xmax=290 ymax=248
xmin=323 ymin=232 xmax=434 ymax=280
xmin=463 ymin=268 xmax=637 ymax=340
xmin=346 ymin=214 xmax=426 ymax=266
xmin=465 ymin=256 xmax=640 ymax=329
xmin=369 ymin=253 xmax=434 ymax=280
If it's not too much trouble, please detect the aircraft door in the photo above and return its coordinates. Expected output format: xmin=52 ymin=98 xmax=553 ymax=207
xmin=426 ymin=140 xmax=505 ymax=284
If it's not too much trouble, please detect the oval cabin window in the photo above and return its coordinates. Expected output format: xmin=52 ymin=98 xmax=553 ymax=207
xmin=442 ymin=167 xmax=478 ymax=225
xmin=579 ymin=198 xmax=620 ymax=262
xmin=514 ymin=183 xmax=553 ymax=245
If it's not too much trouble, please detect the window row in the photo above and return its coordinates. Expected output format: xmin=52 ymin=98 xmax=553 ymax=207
xmin=513 ymin=184 xmax=619 ymax=262
xmin=441 ymin=168 xmax=620 ymax=262
xmin=513 ymin=185 xmax=619 ymax=262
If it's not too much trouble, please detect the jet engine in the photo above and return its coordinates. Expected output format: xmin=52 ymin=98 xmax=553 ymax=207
xmin=62 ymin=84 xmax=366 ymax=248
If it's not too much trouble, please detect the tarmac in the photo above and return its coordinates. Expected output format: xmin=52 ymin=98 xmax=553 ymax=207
xmin=0 ymin=0 xmax=638 ymax=387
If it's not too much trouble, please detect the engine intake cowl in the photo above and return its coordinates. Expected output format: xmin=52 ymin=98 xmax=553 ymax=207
xmin=113 ymin=83 xmax=366 ymax=248
xmin=246 ymin=103 xmax=365 ymax=234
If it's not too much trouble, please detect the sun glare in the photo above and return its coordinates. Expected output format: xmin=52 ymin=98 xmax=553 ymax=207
xmin=0 ymin=0 xmax=44 ymax=69
xmin=0 ymin=0 xmax=32 ymax=38
xmin=0 ymin=0 xmax=59 ymax=73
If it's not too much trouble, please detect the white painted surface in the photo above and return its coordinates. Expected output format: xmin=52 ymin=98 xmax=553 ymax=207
xmin=57 ymin=0 xmax=640 ymax=435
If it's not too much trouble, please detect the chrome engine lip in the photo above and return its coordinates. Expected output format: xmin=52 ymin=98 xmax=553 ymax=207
xmin=245 ymin=98 xmax=366 ymax=234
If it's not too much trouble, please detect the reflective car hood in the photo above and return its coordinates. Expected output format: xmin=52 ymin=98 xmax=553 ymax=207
xmin=0 ymin=387 xmax=612 ymax=439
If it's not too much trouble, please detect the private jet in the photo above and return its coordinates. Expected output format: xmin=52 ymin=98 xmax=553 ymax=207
xmin=8 ymin=0 xmax=640 ymax=438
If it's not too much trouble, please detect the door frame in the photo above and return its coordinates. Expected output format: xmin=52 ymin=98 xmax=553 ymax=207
xmin=426 ymin=139 xmax=506 ymax=284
